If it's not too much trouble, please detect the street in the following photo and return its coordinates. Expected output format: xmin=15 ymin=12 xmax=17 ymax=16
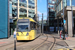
xmin=0 ymin=0 xmax=75 ymax=50
xmin=0 ymin=33 xmax=74 ymax=50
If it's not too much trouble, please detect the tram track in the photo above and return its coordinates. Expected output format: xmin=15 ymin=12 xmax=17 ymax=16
xmin=30 ymin=34 xmax=48 ymax=50
xmin=30 ymin=34 xmax=69 ymax=50
xmin=49 ymin=34 xmax=69 ymax=50
xmin=30 ymin=34 xmax=56 ymax=50
xmin=48 ymin=35 xmax=56 ymax=50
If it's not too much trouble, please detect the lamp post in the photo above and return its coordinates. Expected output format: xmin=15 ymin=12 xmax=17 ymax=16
xmin=62 ymin=0 xmax=66 ymax=40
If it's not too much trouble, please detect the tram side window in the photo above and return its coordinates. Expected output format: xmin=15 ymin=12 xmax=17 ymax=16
xmin=30 ymin=22 xmax=35 ymax=30
xmin=34 ymin=23 xmax=36 ymax=29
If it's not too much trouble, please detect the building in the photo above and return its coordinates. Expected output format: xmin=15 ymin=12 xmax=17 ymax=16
xmin=0 ymin=0 xmax=10 ymax=38
xmin=47 ymin=0 xmax=56 ymax=32
xmin=55 ymin=0 xmax=75 ymax=37
xmin=12 ymin=0 xmax=37 ymax=20
xmin=9 ymin=0 xmax=37 ymax=35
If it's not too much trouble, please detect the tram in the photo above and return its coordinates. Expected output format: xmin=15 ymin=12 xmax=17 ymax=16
xmin=16 ymin=18 xmax=40 ymax=41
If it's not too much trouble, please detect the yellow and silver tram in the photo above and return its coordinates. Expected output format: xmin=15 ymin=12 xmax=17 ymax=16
xmin=16 ymin=18 xmax=40 ymax=41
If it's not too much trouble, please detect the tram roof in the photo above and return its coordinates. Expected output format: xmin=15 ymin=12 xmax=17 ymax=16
xmin=18 ymin=17 xmax=36 ymax=22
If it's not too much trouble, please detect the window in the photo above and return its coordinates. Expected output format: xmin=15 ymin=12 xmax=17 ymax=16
xmin=30 ymin=22 xmax=36 ymax=30
xmin=12 ymin=7 xmax=17 ymax=17
xmin=18 ymin=25 xmax=28 ymax=32
xmin=12 ymin=0 xmax=17 ymax=6
xmin=19 ymin=8 xmax=27 ymax=17
xmin=19 ymin=0 xmax=27 ymax=7
xmin=9 ymin=2 xmax=12 ymax=17
xmin=28 ymin=0 xmax=35 ymax=5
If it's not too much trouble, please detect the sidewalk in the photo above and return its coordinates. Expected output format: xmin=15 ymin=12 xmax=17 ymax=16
xmin=0 ymin=35 xmax=14 ymax=46
xmin=64 ymin=37 xmax=75 ymax=47
xmin=45 ymin=32 xmax=75 ymax=48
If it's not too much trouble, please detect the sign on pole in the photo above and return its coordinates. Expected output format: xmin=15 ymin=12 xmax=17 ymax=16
xmin=64 ymin=20 xmax=66 ymax=24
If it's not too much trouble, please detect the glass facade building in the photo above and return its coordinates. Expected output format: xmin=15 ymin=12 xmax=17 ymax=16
xmin=12 ymin=0 xmax=37 ymax=19
xmin=55 ymin=0 xmax=75 ymax=15
xmin=47 ymin=0 xmax=56 ymax=32
xmin=55 ymin=0 xmax=75 ymax=36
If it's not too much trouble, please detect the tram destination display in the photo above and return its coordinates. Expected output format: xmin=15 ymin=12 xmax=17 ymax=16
xmin=18 ymin=19 xmax=29 ymax=23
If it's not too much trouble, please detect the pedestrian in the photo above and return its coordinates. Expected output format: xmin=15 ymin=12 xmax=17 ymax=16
xmin=65 ymin=30 xmax=68 ymax=38
xmin=13 ymin=28 xmax=16 ymax=38
xmin=60 ymin=30 xmax=62 ymax=38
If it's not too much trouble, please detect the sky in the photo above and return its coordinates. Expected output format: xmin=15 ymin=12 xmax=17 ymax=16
xmin=37 ymin=0 xmax=47 ymax=21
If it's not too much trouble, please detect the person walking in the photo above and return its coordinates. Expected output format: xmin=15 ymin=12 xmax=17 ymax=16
xmin=13 ymin=28 xmax=17 ymax=50
xmin=65 ymin=30 xmax=68 ymax=39
xmin=13 ymin=28 xmax=16 ymax=38
xmin=60 ymin=30 xmax=62 ymax=38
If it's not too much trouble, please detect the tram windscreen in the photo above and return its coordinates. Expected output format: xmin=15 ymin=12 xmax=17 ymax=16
xmin=18 ymin=25 xmax=28 ymax=32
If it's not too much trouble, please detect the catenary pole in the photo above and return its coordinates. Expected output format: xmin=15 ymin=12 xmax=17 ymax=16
xmin=42 ymin=13 xmax=43 ymax=34
xmin=62 ymin=0 xmax=66 ymax=40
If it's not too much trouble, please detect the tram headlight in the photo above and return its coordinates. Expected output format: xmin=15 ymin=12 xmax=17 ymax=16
xmin=26 ymin=32 xmax=29 ymax=36
xmin=17 ymin=33 xmax=19 ymax=36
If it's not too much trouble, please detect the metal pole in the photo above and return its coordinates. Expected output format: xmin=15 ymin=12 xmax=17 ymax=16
xmin=14 ymin=0 xmax=19 ymax=50
xmin=42 ymin=13 xmax=43 ymax=34
xmin=61 ymin=18 xmax=62 ymax=29
xmin=57 ymin=17 xmax=59 ymax=35
xmin=62 ymin=0 xmax=66 ymax=40
xmin=38 ymin=15 xmax=39 ymax=23
xmin=38 ymin=15 xmax=39 ymax=29
xmin=14 ymin=39 xmax=16 ymax=50
xmin=17 ymin=0 xmax=19 ymax=18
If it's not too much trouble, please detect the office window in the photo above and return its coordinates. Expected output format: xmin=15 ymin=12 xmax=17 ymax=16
xmin=12 ymin=0 xmax=17 ymax=6
xmin=19 ymin=0 xmax=27 ymax=3
xmin=19 ymin=8 xmax=27 ymax=17
xmin=12 ymin=7 xmax=17 ymax=17
xmin=19 ymin=0 xmax=27 ymax=7
xmin=52 ymin=1 xmax=55 ymax=4
xmin=9 ymin=1 xmax=12 ymax=18
xmin=28 ymin=0 xmax=35 ymax=5
xmin=28 ymin=4 xmax=35 ymax=9
xmin=48 ymin=0 xmax=52 ymax=3
xmin=28 ymin=9 xmax=35 ymax=18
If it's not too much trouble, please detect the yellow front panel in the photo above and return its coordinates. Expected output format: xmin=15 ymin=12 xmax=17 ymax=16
xmin=16 ymin=32 xmax=27 ymax=36
xmin=16 ymin=30 xmax=37 ymax=40
xmin=16 ymin=32 xmax=29 ymax=40
xmin=17 ymin=36 xmax=29 ymax=40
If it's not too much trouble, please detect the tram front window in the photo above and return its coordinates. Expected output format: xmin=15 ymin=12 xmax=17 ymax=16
xmin=18 ymin=25 xmax=28 ymax=32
